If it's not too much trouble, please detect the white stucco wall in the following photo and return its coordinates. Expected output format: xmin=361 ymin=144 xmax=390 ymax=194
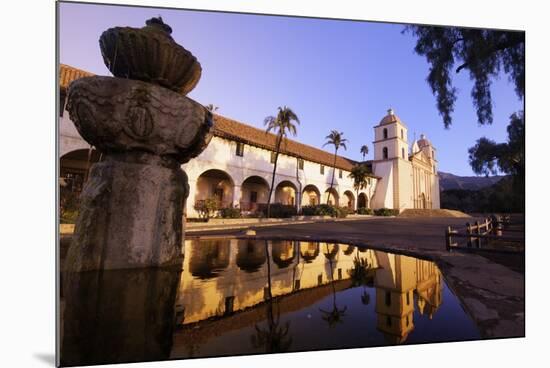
xmin=182 ymin=136 xmax=376 ymax=217
xmin=372 ymin=160 xmax=394 ymax=209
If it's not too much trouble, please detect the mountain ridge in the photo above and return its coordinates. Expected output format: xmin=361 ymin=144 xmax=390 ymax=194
xmin=438 ymin=171 xmax=506 ymax=191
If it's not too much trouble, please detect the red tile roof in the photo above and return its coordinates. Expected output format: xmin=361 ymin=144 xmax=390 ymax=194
xmin=213 ymin=114 xmax=358 ymax=171
xmin=59 ymin=64 xmax=94 ymax=91
xmin=59 ymin=64 xmax=362 ymax=171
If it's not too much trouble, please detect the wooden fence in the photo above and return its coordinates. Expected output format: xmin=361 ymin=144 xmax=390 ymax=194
xmin=445 ymin=215 xmax=520 ymax=251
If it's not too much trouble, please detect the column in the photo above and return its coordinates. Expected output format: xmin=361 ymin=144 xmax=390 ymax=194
xmin=233 ymin=185 xmax=242 ymax=208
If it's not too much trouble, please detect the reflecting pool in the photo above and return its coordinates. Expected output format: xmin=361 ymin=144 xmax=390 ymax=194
xmin=171 ymin=239 xmax=480 ymax=358
xmin=60 ymin=239 xmax=480 ymax=366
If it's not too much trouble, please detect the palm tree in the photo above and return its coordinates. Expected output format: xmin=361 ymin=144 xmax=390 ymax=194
xmin=360 ymin=145 xmax=369 ymax=161
xmin=348 ymin=164 xmax=369 ymax=209
xmin=264 ymin=107 xmax=300 ymax=218
xmin=323 ymin=130 xmax=348 ymax=205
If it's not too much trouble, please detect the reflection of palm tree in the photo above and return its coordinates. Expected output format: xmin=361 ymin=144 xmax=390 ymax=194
xmin=319 ymin=244 xmax=347 ymax=327
xmin=251 ymin=241 xmax=292 ymax=352
xmin=361 ymin=291 xmax=370 ymax=306
xmin=348 ymin=251 xmax=372 ymax=306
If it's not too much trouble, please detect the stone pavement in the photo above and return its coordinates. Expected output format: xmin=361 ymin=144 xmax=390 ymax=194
xmin=188 ymin=217 xmax=525 ymax=339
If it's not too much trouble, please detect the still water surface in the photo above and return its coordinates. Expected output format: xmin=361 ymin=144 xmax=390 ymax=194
xmin=60 ymin=239 xmax=480 ymax=366
xmin=171 ymin=239 xmax=480 ymax=358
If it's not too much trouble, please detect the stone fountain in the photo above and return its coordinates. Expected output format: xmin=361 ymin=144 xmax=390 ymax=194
xmin=60 ymin=18 xmax=212 ymax=365
xmin=64 ymin=17 xmax=212 ymax=271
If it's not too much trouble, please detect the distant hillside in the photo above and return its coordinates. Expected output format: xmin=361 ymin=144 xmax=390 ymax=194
xmin=438 ymin=171 xmax=506 ymax=191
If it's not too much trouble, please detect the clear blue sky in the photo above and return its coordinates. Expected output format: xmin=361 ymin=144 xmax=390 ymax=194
xmin=59 ymin=2 xmax=523 ymax=176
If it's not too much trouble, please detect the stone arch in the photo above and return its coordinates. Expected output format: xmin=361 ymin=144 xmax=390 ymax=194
xmin=271 ymin=241 xmax=296 ymax=269
xmin=343 ymin=190 xmax=355 ymax=210
xmin=195 ymin=169 xmax=235 ymax=209
xmin=236 ymin=240 xmax=266 ymax=273
xmin=188 ymin=239 xmax=230 ymax=279
xmin=60 ymin=148 xmax=102 ymax=194
xmin=59 ymin=135 xmax=92 ymax=158
xmin=358 ymin=192 xmax=368 ymax=209
xmin=323 ymin=243 xmax=340 ymax=260
xmin=343 ymin=244 xmax=356 ymax=256
xmin=324 ymin=187 xmax=339 ymax=206
xmin=275 ymin=180 xmax=298 ymax=206
xmin=241 ymin=175 xmax=270 ymax=212
xmin=302 ymin=184 xmax=321 ymax=206
xmin=299 ymin=242 xmax=320 ymax=263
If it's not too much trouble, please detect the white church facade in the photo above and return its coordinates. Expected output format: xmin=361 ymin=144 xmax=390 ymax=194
xmin=59 ymin=64 xmax=440 ymax=218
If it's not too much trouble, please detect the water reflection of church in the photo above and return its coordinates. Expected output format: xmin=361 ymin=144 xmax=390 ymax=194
xmin=175 ymin=240 xmax=442 ymax=344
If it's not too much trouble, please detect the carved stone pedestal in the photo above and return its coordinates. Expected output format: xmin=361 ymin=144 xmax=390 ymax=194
xmin=65 ymin=153 xmax=188 ymax=271
xmin=65 ymin=76 xmax=212 ymax=271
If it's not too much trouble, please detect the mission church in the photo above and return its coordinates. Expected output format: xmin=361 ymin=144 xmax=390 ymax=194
xmin=59 ymin=64 xmax=440 ymax=218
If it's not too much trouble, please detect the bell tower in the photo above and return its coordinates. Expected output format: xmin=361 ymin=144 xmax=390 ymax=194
xmin=371 ymin=108 xmax=412 ymax=211
xmin=373 ymin=108 xmax=409 ymax=161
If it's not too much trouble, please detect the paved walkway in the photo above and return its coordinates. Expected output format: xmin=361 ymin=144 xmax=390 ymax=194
xmin=188 ymin=217 xmax=525 ymax=339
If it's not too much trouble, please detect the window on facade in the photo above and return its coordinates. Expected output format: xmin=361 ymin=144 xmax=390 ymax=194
xmin=270 ymin=151 xmax=276 ymax=163
xmin=383 ymin=147 xmax=388 ymax=159
xmin=236 ymin=142 xmax=244 ymax=157
xmin=320 ymin=165 xmax=325 ymax=174
xmin=339 ymin=169 xmax=343 ymax=179
xmin=298 ymin=159 xmax=304 ymax=170
xmin=402 ymin=147 xmax=405 ymax=159
xmin=383 ymin=128 xmax=388 ymax=139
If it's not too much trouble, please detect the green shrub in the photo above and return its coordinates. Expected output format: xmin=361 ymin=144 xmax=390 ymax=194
xmin=300 ymin=205 xmax=317 ymax=216
xmin=194 ymin=198 xmax=219 ymax=220
xmin=220 ymin=206 xmax=242 ymax=218
xmin=261 ymin=203 xmax=297 ymax=218
xmin=357 ymin=207 xmax=373 ymax=215
xmin=60 ymin=187 xmax=81 ymax=224
xmin=314 ymin=204 xmax=338 ymax=217
xmin=300 ymin=204 xmax=345 ymax=218
xmin=373 ymin=208 xmax=399 ymax=216
xmin=336 ymin=207 xmax=351 ymax=218
xmin=60 ymin=208 xmax=79 ymax=224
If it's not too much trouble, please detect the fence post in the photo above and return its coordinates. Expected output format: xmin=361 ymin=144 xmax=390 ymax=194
xmin=466 ymin=222 xmax=472 ymax=247
xmin=446 ymin=226 xmax=453 ymax=251
xmin=475 ymin=221 xmax=481 ymax=248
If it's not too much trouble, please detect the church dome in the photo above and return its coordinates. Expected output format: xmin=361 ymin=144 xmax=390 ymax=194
xmin=417 ymin=134 xmax=431 ymax=148
xmin=379 ymin=108 xmax=405 ymax=126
